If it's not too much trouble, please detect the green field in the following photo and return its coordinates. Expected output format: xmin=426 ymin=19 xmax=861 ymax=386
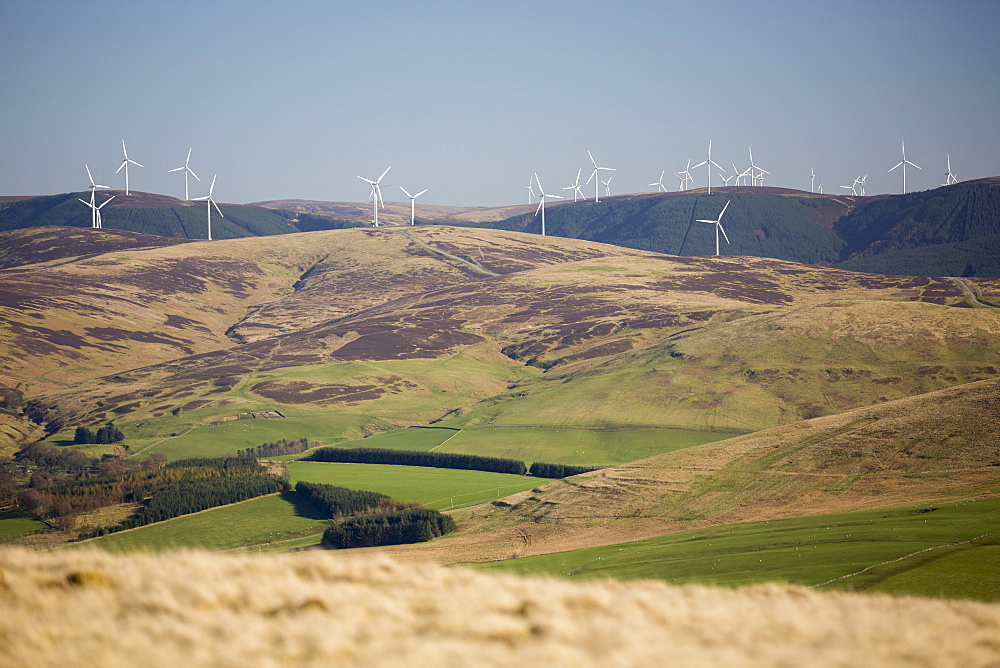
xmin=0 ymin=509 xmax=49 ymax=540
xmin=84 ymin=492 xmax=329 ymax=552
xmin=471 ymin=496 xmax=1000 ymax=602
xmin=287 ymin=461 xmax=541 ymax=509
xmin=310 ymin=425 xmax=729 ymax=466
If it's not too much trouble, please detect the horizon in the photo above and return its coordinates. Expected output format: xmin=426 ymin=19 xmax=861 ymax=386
xmin=2 ymin=1 xmax=998 ymax=207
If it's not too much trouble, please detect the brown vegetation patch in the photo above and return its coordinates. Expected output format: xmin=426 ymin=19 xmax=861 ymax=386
xmin=251 ymin=380 xmax=386 ymax=404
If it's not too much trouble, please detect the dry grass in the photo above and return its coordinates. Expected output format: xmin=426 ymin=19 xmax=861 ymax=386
xmin=1 ymin=547 xmax=998 ymax=667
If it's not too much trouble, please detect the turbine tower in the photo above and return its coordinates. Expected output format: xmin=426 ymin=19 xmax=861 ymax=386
xmin=677 ymin=159 xmax=694 ymax=191
xmin=399 ymin=186 xmax=427 ymax=225
xmin=943 ymin=155 xmax=958 ymax=186
xmin=748 ymin=147 xmax=769 ymax=187
xmin=167 ymin=148 xmax=200 ymax=200
xmin=83 ymin=164 xmax=110 ymax=228
xmin=79 ymin=194 xmax=114 ymax=229
xmin=563 ymin=168 xmax=585 ymax=201
xmin=357 ymin=166 xmax=391 ymax=227
xmin=526 ymin=176 xmax=536 ymax=204
xmin=534 ymin=172 xmax=563 ymax=236
xmin=696 ymin=200 xmax=732 ymax=256
xmin=888 ymin=140 xmax=921 ymax=194
xmin=192 ymin=174 xmax=223 ymax=240
xmin=648 ymin=170 xmax=668 ymax=193
xmin=585 ymin=150 xmax=614 ymax=203
xmin=810 ymin=167 xmax=815 ymax=193
xmin=692 ymin=140 xmax=725 ymax=194
xmin=116 ymin=140 xmax=143 ymax=196
xmin=601 ymin=175 xmax=613 ymax=197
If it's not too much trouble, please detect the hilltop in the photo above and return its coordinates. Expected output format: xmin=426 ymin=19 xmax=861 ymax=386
xmin=4 ymin=179 xmax=998 ymax=277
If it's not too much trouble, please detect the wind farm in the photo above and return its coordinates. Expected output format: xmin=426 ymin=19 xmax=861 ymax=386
xmin=2 ymin=3 xmax=999 ymax=665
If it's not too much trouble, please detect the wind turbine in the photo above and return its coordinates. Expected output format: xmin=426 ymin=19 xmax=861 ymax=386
xmin=943 ymin=155 xmax=958 ymax=186
xmin=79 ymin=194 xmax=114 ymax=229
xmin=677 ymin=159 xmax=694 ymax=191
xmin=696 ymin=200 xmax=732 ymax=256
xmin=167 ymin=148 xmax=200 ymax=200
xmin=585 ymin=150 xmax=615 ymax=203
xmin=357 ymin=166 xmax=391 ymax=227
xmin=839 ymin=177 xmax=860 ymax=196
xmin=116 ymin=140 xmax=143 ymax=196
xmin=526 ymin=176 xmax=536 ymax=204
xmin=859 ymin=174 xmax=868 ymax=196
xmin=692 ymin=140 xmax=725 ymax=194
xmin=563 ymin=168 xmax=585 ymax=201
xmin=534 ymin=173 xmax=563 ymax=236
xmin=193 ymin=174 xmax=223 ymax=240
xmin=888 ymin=140 xmax=921 ymax=194
xmin=810 ymin=167 xmax=815 ymax=193
xmin=648 ymin=170 xmax=668 ymax=193
xmin=818 ymin=180 xmax=824 ymax=194
xmin=748 ymin=147 xmax=769 ymax=187
xmin=721 ymin=174 xmax=734 ymax=187
xmin=399 ymin=186 xmax=427 ymax=225
xmin=83 ymin=164 xmax=110 ymax=228
xmin=602 ymin=175 xmax=613 ymax=197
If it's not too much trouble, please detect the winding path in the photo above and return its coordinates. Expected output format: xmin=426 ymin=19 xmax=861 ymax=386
xmin=953 ymin=278 xmax=998 ymax=308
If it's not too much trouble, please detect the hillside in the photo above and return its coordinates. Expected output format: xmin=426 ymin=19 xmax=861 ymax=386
xmin=2 ymin=549 xmax=998 ymax=667
xmin=374 ymin=376 xmax=1000 ymax=565
xmin=253 ymin=198 xmax=543 ymax=225
xmin=2 ymin=225 xmax=999 ymax=459
xmin=0 ymin=191 xmax=358 ymax=240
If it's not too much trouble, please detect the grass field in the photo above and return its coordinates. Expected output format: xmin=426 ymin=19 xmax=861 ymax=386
xmin=471 ymin=496 xmax=1000 ymax=602
xmin=84 ymin=492 xmax=329 ymax=552
xmin=287 ymin=461 xmax=541 ymax=510
xmin=306 ymin=425 xmax=730 ymax=466
xmin=0 ymin=510 xmax=49 ymax=541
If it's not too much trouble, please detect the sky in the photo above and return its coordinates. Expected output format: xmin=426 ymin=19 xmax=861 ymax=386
xmin=2 ymin=0 xmax=998 ymax=207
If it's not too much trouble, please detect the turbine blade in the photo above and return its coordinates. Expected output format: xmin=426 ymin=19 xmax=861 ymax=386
xmin=189 ymin=169 xmax=200 ymax=181
xmin=889 ymin=162 xmax=903 ymax=172
xmin=212 ymin=199 xmax=224 ymax=217
xmin=693 ymin=160 xmax=707 ymax=169
xmin=399 ymin=186 xmax=412 ymax=198
xmin=719 ymin=224 xmax=730 ymax=244
xmin=719 ymin=200 xmax=731 ymax=219
xmin=414 ymin=189 xmax=427 ymax=198
xmin=116 ymin=162 xmax=126 ymax=173
xmin=358 ymin=176 xmax=375 ymax=184
xmin=378 ymin=166 xmax=391 ymax=182
xmin=185 ymin=148 xmax=192 ymax=165
xmin=907 ymin=160 xmax=922 ymax=170
xmin=86 ymin=164 xmax=95 ymax=186
xmin=130 ymin=160 xmax=144 ymax=167
xmin=208 ymin=174 xmax=217 ymax=195
xmin=168 ymin=166 xmax=184 ymax=172
xmin=536 ymin=199 xmax=543 ymax=216
xmin=588 ymin=150 xmax=597 ymax=166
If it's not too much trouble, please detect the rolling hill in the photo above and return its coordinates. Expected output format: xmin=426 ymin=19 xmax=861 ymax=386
xmin=2 ymin=225 xmax=998 ymax=461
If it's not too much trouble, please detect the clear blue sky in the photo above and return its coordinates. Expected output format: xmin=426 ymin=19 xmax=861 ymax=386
xmin=2 ymin=0 xmax=998 ymax=206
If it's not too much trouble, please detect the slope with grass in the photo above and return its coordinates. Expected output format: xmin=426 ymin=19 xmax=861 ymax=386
xmin=371 ymin=377 xmax=1000 ymax=566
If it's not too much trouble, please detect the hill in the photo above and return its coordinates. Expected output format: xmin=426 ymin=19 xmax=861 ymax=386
xmin=458 ymin=179 xmax=1000 ymax=276
xmin=0 ymin=191 xmax=363 ymax=240
xmin=1 ymin=548 xmax=998 ymax=666
xmin=372 ymin=376 xmax=1000 ymax=565
xmin=3 ymin=225 xmax=999 ymax=458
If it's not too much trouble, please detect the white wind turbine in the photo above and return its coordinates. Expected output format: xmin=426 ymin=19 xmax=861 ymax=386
xmin=839 ymin=176 xmax=860 ymax=196
xmin=167 ymin=148 xmax=200 ymax=200
xmin=399 ymin=186 xmax=427 ymax=225
xmin=79 ymin=194 xmax=114 ymax=229
xmin=534 ymin=172 xmax=563 ymax=236
xmin=193 ymin=174 xmax=223 ymax=240
xmin=526 ymin=175 xmax=537 ymax=204
xmin=563 ymin=168 xmax=585 ymax=201
xmin=585 ymin=150 xmax=615 ymax=203
xmin=357 ymin=166 xmax=391 ymax=227
xmin=721 ymin=174 xmax=734 ymax=187
xmin=748 ymin=147 xmax=769 ymax=187
xmin=696 ymin=200 xmax=732 ymax=256
xmin=648 ymin=170 xmax=668 ymax=193
xmin=83 ymin=164 xmax=110 ymax=228
xmin=859 ymin=174 xmax=868 ymax=196
xmin=818 ymin=180 xmax=824 ymax=194
xmin=602 ymin=175 xmax=613 ymax=197
xmin=943 ymin=155 xmax=958 ymax=186
xmin=888 ymin=140 xmax=921 ymax=194
xmin=810 ymin=167 xmax=816 ymax=193
xmin=116 ymin=139 xmax=143 ymax=196
xmin=677 ymin=159 xmax=694 ymax=191
xmin=693 ymin=140 xmax=725 ymax=194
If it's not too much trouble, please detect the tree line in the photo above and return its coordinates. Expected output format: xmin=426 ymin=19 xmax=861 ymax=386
xmin=237 ymin=437 xmax=316 ymax=459
xmin=303 ymin=446 xmax=597 ymax=479
xmin=295 ymin=481 xmax=392 ymax=519
xmin=322 ymin=507 xmax=456 ymax=549
xmin=74 ymin=423 xmax=125 ymax=444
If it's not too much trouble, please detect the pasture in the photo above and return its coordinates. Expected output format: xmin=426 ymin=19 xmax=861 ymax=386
xmin=0 ymin=509 xmax=49 ymax=541
xmin=472 ymin=496 xmax=1000 ymax=602
xmin=286 ymin=461 xmax=541 ymax=510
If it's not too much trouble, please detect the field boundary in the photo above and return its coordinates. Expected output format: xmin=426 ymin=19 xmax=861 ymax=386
xmin=811 ymin=531 xmax=994 ymax=589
